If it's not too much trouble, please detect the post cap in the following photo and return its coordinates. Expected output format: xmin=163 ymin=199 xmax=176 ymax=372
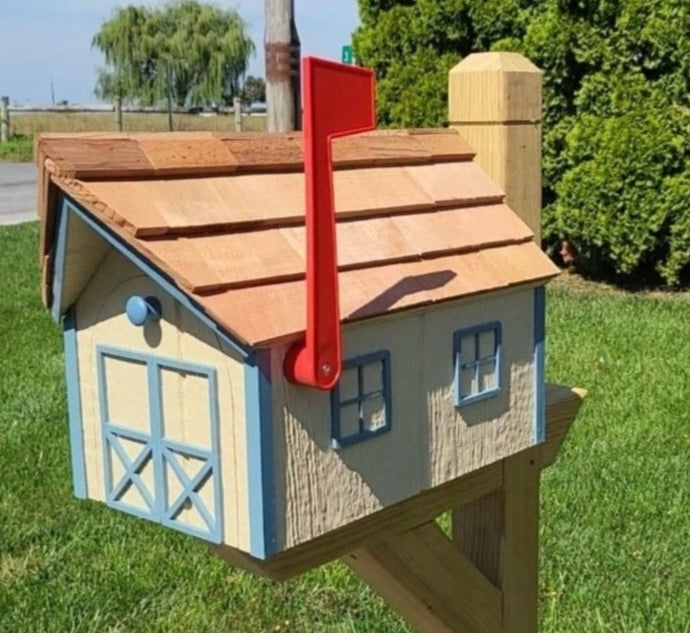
xmin=448 ymin=52 xmax=542 ymax=124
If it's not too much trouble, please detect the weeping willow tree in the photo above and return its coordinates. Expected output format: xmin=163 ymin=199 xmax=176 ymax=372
xmin=92 ymin=1 xmax=255 ymax=107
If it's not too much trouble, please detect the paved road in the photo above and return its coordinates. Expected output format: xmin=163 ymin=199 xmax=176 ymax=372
xmin=0 ymin=163 xmax=37 ymax=226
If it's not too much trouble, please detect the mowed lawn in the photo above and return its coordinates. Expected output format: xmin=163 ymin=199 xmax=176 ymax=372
xmin=2 ymin=221 xmax=690 ymax=632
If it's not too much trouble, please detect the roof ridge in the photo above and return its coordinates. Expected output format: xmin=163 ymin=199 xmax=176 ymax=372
xmin=36 ymin=128 xmax=475 ymax=181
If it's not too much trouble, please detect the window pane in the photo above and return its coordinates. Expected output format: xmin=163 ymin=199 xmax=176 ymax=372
xmin=338 ymin=404 xmax=361 ymax=439
xmin=362 ymin=395 xmax=386 ymax=432
xmin=339 ymin=366 xmax=358 ymax=402
xmin=478 ymin=329 xmax=496 ymax=360
xmin=461 ymin=366 xmax=477 ymax=397
xmin=332 ymin=351 xmax=392 ymax=447
xmin=362 ymin=360 xmax=383 ymax=394
xmin=461 ymin=334 xmax=476 ymax=363
xmin=479 ymin=359 xmax=497 ymax=392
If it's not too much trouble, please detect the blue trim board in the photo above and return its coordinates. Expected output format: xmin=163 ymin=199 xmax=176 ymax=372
xmin=330 ymin=350 xmax=393 ymax=450
xmin=244 ymin=349 xmax=277 ymax=559
xmin=97 ymin=345 xmax=224 ymax=543
xmin=533 ymin=286 xmax=546 ymax=444
xmin=453 ymin=321 xmax=502 ymax=407
xmin=50 ymin=201 xmax=70 ymax=322
xmin=57 ymin=195 xmax=250 ymax=359
xmin=63 ymin=308 xmax=88 ymax=499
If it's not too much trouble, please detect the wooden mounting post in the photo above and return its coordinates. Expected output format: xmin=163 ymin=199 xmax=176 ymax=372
xmin=449 ymin=53 xmax=542 ymax=242
xmin=344 ymin=385 xmax=585 ymax=633
xmin=451 ymin=451 xmax=540 ymax=633
xmin=1 ymin=96 xmax=9 ymax=143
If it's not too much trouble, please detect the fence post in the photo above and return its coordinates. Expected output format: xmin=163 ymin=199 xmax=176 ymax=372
xmin=114 ymin=96 xmax=123 ymax=132
xmin=233 ymin=96 xmax=242 ymax=132
xmin=448 ymin=53 xmax=543 ymax=242
xmin=1 ymin=96 xmax=9 ymax=143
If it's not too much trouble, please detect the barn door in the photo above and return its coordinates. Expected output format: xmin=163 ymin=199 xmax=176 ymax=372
xmin=96 ymin=346 xmax=222 ymax=543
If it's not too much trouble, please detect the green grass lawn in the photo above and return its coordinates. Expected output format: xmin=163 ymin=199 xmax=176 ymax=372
xmin=2 ymin=221 xmax=690 ymax=632
xmin=0 ymin=137 xmax=32 ymax=162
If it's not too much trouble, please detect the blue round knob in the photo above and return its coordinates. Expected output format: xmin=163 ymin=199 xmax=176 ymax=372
xmin=126 ymin=295 xmax=161 ymax=326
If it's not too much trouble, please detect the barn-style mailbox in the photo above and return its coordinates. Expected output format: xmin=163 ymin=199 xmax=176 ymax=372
xmin=38 ymin=55 xmax=584 ymax=633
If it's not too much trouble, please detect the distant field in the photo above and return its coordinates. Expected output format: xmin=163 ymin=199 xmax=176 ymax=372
xmin=0 ymin=111 xmax=267 ymax=162
xmin=10 ymin=111 xmax=267 ymax=136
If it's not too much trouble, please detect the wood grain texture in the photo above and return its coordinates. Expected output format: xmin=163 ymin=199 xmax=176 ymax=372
xmin=451 ymin=489 xmax=504 ymax=588
xmin=139 ymin=137 xmax=239 ymax=174
xmin=455 ymin=125 xmax=542 ymax=244
xmin=39 ymin=137 xmax=154 ymax=179
xmin=344 ymin=521 xmax=502 ymax=633
xmin=35 ymin=129 xmax=473 ymax=181
xmin=451 ymin=384 xmax=585 ymax=594
xmin=271 ymin=317 xmax=425 ymax=551
xmin=265 ymin=0 xmax=298 ymax=132
xmin=406 ymin=161 xmax=504 ymax=207
xmin=448 ymin=52 xmax=542 ymax=242
xmin=195 ymin=243 xmax=558 ymax=346
xmin=140 ymin=205 xmax=534 ymax=293
xmin=540 ymin=384 xmax=586 ymax=468
xmin=424 ymin=291 xmax=536 ymax=488
xmin=38 ymin=170 xmax=59 ymax=306
xmin=35 ymin=126 xmax=533 ymax=324
xmin=502 ymin=451 xmax=540 ymax=633
xmin=448 ymin=53 xmax=542 ymax=124
xmin=78 ymin=164 xmax=484 ymax=237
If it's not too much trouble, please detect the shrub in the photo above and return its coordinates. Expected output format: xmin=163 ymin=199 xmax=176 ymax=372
xmin=355 ymin=0 xmax=690 ymax=285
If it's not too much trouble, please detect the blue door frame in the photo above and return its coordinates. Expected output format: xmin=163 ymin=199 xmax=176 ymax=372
xmin=96 ymin=345 xmax=223 ymax=543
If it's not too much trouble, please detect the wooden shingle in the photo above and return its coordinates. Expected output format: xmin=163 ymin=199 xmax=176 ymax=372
xmin=36 ymin=129 xmax=559 ymax=345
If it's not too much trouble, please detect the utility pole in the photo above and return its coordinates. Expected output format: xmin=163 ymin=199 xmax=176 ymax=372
xmin=265 ymin=0 xmax=301 ymax=132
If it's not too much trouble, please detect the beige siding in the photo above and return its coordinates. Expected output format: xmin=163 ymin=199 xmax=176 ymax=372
xmin=74 ymin=250 xmax=250 ymax=550
xmin=59 ymin=211 xmax=109 ymax=313
xmin=271 ymin=287 xmax=536 ymax=550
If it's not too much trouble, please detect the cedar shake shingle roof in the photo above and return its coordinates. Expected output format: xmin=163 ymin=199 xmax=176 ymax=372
xmin=37 ymin=130 xmax=558 ymax=347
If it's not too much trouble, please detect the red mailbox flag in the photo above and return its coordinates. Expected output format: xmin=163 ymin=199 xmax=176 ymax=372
xmin=283 ymin=57 xmax=376 ymax=390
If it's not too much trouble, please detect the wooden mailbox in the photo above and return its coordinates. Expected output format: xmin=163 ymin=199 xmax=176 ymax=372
xmin=37 ymin=53 xmax=584 ymax=632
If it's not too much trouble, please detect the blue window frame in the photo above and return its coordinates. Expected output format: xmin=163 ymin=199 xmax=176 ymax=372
xmin=331 ymin=351 xmax=392 ymax=449
xmin=96 ymin=345 xmax=223 ymax=543
xmin=454 ymin=322 xmax=502 ymax=406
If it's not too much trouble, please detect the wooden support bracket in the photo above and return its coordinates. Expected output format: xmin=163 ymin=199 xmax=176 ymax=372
xmin=345 ymin=521 xmax=502 ymax=633
xmin=343 ymin=383 xmax=585 ymax=633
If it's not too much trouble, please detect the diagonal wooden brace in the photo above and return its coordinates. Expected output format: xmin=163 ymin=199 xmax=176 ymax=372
xmin=345 ymin=521 xmax=502 ymax=633
xmin=344 ymin=384 xmax=585 ymax=633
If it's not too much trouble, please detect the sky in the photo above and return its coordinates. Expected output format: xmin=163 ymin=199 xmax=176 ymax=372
xmin=0 ymin=0 xmax=360 ymax=106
